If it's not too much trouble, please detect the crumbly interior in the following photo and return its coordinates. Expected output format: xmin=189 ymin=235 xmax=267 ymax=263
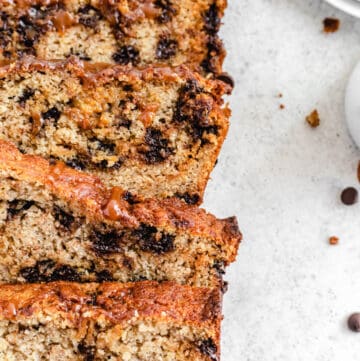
xmin=0 ymin=0 xmax=225 ymax=76
xmin=0 ymin=319 xmax=214 ymax=361
xmin=0 ymin=65 xmax=227 ymax=201
xmin=0 ymin=176 xmax=228 ymax=287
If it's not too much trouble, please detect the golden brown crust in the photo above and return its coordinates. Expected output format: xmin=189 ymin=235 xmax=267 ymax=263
xmin=0 ymin=140 xmax=241 ymax=261
xmin=0 ymin=281 xmax=221 ymax=331
xmin=0 ymin=56 xmax=232 ymax=97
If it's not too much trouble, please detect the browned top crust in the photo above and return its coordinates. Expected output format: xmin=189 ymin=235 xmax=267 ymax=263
xmin=0 ymin=140 xmax=241 ymax=263
xmin=0 ymin=281 xmax=221 ymax=331
xmin=0 ymin=56 xmax=232 ymax=96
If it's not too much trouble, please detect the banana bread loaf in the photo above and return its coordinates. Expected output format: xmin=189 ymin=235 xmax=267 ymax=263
xmin=0 ymin=281 xmax=221 ymax=360
xmin=0 ymin=140 xmax=241 ymax=287
xmin=0 ymin=57 xmax=231 ymax=203
xmin=0 ymin=0 xmax=228 ymax=80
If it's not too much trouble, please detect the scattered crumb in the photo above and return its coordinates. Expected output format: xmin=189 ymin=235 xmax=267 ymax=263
xmin=306 ymin=109 xmax=320 ymax=128
xmin=357 ymin=161 xmax=360 ymax=183
xmin=278 ymin=93 xmax=283 ymax=98
xmin=279 ymin=104 xmax=285 ymax=110
xmin=323 ymin=17 xmax=340 ymax=33
xmin=329 ymin=236 xmax=339 ymax=245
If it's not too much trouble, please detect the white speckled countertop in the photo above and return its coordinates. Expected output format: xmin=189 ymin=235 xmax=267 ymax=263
xmin=205 ymin=1 xmax=360 ymax=360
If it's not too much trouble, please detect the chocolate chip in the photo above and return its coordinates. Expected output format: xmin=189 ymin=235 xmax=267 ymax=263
xmin=96 ymin=270 xmax=114 ymax=282
xmin=140 ymin=233 xmax=175 ymax=254
xmin=154 ymin=0 xmax=176 ymax=23
xmin=112 ymin=45 xmax=140 ymax=65
xmin=323 ymin=17 xmax=340 ymax=33
xmin=97 ymin=141 xmax=115 ymax=153
xmin=7 ymin=200 xmax=35 ymax=221
xmin=42 ymin=106 xmax=61 ymax=121
xmin=198 ymin=339 xmax=218 ymax=361
xmin=156 ymin=36 xmax=178 ymax=59
xmin=53 ymin=206 xmax=75 ymax=230
xmin=341 ymin=187 xmax=358 ymax=206
xmin=116 ymin=117 xmax=132 ymax=129
xmin=201 ymin=36 xmax=223 ymax=74
xmin=78 ymin=5 xmax=103 ymax=28
xmin=17 ymin=88 xmax=35 ymax=105
xmin=20 ymin=266 xmax=41 ymax=283
xmin=134 ymin=224 xmax=175 ymax=254
xmin=90 ymin=138 xmax=116 ymax=154
xmin=173 ymin=79 xmax=219 ymax=142
xmin=17 ymin=15 xmax=43 ymax=49
xmin=221 ymin=280 xmax=229 ymax=294
xmin=213 ymin=260 xmax=226 ymax=276
xmin=0 ymin=12 xmax=13 ymax=49
xmin=123 ymin=191 xmax=139 ymax=205
xmin=173 ymin=79 xmax=203 ymax=123
xmin=95 ymin=159 xmax=106 ymax=169
xmin=20 ymin=259 xmax=55 ymax=283
xmin=348 ymin=313 xmax=360 ymax=332
xmin=95 ymin=159 xmax=123 ymax=170
xmin=141 ymin=127 xmax=173 ymax=164
xmin=91 ymin=230 xmax=122 ymax=254
xmin=67 ymin=48 xmax=92 ymax=61
xmin=2 ymin=50 xmax=11 ymax=58
xmin=123 ymin=84 xmax=133 ymax=92
xmin=175 ymin=192 xmax=200 ymax=205
xmin=78 ymin=341 xmax=96 ymax=361
xmin=217 ymin=73 xmax=234 ymax=88
xmin=65 ymin=157 xmax=88 ymax=170
xmin=79 ymin=55 xmax=92 ymax=61
xmin=203 ymin=3 xmax=221 ymax=35
xmin=49 ymin=265 xmax=81 ymax=282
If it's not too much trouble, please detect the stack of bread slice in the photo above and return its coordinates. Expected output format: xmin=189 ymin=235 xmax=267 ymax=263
xmin=0 ymin=1 xmax=240 ymax=360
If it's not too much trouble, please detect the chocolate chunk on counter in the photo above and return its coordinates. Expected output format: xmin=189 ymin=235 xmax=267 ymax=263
xmin=341 ymin=187 xmax=358 ymax=206
xmin=323 ymin=18 xmax=340 ymax=33
xmin=348 ymin=313 xmax=360 ymax=332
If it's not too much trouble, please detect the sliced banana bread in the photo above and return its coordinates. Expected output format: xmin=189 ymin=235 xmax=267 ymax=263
xmin=0 ymin=0 xmax=228 ymax=80
xmin=0 ymin=58 xmax=231 ymax=203
xmin=0 ymin=140 xmax=241 ymax=287
xmin=0 ymin=281 xmax=221 ymax=360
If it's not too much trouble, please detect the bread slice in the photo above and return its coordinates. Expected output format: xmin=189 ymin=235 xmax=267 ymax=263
xmin=0 ymin=58 xmax=231 ymax=203
xmin=0 ymin=281 xmax=221 ymax=360
xmin=0 ymin=0 xmax=229 ymax=80
xmin=0 ymin=140 xmax=241 ymax=288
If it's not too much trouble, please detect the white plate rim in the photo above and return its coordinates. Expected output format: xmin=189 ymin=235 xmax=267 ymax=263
xmin=345 ymin=60 xmax=360 ymax=148
xmin=325 ymin=0 xmax=360 ymax=17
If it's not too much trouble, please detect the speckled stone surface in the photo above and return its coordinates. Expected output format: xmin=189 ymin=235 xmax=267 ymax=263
xmin=205 ymin=1 xmax=360 ymax=360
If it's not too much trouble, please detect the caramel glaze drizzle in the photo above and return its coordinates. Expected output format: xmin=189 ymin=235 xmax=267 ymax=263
xmin=102 ymin=186 xmax=139 ymax=226
xmin=30 ymin=111 xmax=43 ymax=135
xmin=50 ymin=10 xmax=77 ymax=33
xmin=13 ymin=0 xmax=163 ymax=34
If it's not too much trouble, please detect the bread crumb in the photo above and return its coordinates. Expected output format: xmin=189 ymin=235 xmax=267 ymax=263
xmin=323 ymin=18 xmax=340 ymax=33
xmin=329 ymin=236 xmax=339 ymax=245
xmin=357 ymin=161 xmax=360 ymax=183
xmin=279 ymin=104 xmax=285 ymax=110
xmin=306 ymin=110 xmax=320 ymax=128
